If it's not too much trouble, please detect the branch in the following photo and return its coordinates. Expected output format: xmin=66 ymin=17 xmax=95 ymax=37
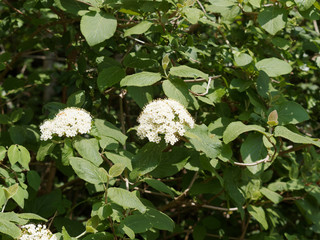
xmin=233 ymin=155 xmax=270 ymax=167
xmin=201 ymin=204 xmax=240 ymax=212
xmin=196 ymin=0 xmax=206 ymax=14
xmin=159 ymin=171 xmax=198 ymax=211
xmin=189 ymin=76 xmax=213 ymax=96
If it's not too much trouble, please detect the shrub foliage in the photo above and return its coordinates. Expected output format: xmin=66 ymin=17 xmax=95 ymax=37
xmin=1 ymin=0 xmax=320 ymax=239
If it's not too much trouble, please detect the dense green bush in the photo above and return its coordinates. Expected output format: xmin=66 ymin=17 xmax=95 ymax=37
xmin=1 ymin=0 xmax=320 ymax=239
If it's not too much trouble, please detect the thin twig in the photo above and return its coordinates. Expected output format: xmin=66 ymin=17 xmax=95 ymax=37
xmin=201 ymin=204 xmax=239 ymax=212
xmin=278 ymin=144 xmax=311 ymax=156
xmin=233 ymin=155 xmax=270 ymax=167
xmin=196 ymin=0 xmax=206 ymax=14
xmin=189 ymin=76 xmax=213 ymax=96
xmin=314 ymin=20 xmax=319 ymax=35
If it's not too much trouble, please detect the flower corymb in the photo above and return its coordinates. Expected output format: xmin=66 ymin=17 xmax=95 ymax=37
xmin=19 ymin=224 xmax=56 ymax=240
xmin=137 ymin=99 xmax=195 ymax=145
xmin=40 ymin=107 xmax=92 ymax=141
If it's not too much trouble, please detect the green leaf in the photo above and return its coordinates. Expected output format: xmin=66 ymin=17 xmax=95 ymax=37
xmin=67 ymin=90 xmax=86 ymax=107
xmin=274 ymin=126 xmax=320 ymax=148
xmin=223 ymin=121 xmax=266 ymax=144
xmin=183 ymin=7 xmax=203 ymax=24
xmin=267 ymin=110 xmax=279 ymax=127
xmin=86 ymin=215 xmax=100 ymax=233
xmin=109 ymin=163 xmax=125 ymax=178
xmin=223 ymin=168 xmax=245 ymax=217
xmin=150 ymin=147 xmax=190 ymax=178
xmin=248 ymin=205 xmax=268 ymax=230
xmin=120 ymin=72 xmax=162 ymax=87
xmin=271 ymin=101 xmax=309 ymax=125
xmin=69 ymin=157 xmax=105 ymax=184
xmin=257 ymin=7 xmax=287 ymax=35
xmin=55 ymin=0 xmax=88 ymax=15
xmin=260 ymin=187 xmax=283 ymax=204
xmin=4 ymin=183 xmax=19 ymax=199
xmin=94 ymin=119 xmax=127 ymax=145
xmin=120 ymin=214 xmax=152 ymax=233
xmin=0 ymin=146 xmax=6 ymax=161
xmin=108 ymin=188 xmax=146 ymax=213
xmin=124 ymin=21 xmax=153 ymax=37
xmin=18 ymin=213 xmax=47 ymax=221
xmin=144 ymin=178 xmax=175 ymax=198
xmin=36 ymin=141 xmax=56 ymax=161
xmin=0 ymin=218 xmax=21 ymax=239
xmin=130 ymin=142 xmax=164 ymax=179
xmin=120 ymin=224 xmax=135 ymax=239
xmin=145 ymin=208 xmax=175 ymax=231
xmin=255 ymin=58 xmax=292 ymax=77
xmin=80 ymin=11 xmax=117 ymax=46
xmin=169 ymin=65 xmax=208 ymax=79
xmin=12 ymin=186 xmax=28 ymax=208
xmin=97 ymin=66 xmax=125 ymax=91
xmin=27 ymin=170 xmax=41 ymax=191
xmin=73 ymin=137 xmax=103 ymax=166
xmin=240 ymin=133 xmax=270 ymax=174
xmin=105 ymin=152 xmax=133 ymax=171
xmin=162 ymin=54 xmax=170 ymax=72
xmin=162 ymin=79 xmax=192 ymax=107
xmin=294 ymin=0 xmax=316 ymax=11
xmin=185 ymin=124 xmax=222 ymax=159
xmin=234 ymin=53 xmax=253 ymax=66
xmin=7 ymin=144 xmax=30 ymax=170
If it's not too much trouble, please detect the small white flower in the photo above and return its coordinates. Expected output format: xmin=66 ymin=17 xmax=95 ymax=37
xmin=19 ymin=224 xmax=56 ymax=240
xmin=137 ymin=99 xmax=194 ymax=145
xmin=40 ymin=107 xmax=92 ymax=141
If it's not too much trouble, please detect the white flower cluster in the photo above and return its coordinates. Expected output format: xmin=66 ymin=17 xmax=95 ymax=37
xmin=40 ymin=107 xmax=92 ymax=141
xmin=137 ymin=99 xmax=195 ymax=145
xmin=19 ymin=224 xmax=56 ymax=240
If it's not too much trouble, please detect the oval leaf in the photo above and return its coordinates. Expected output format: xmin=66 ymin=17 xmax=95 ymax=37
xmin=80 ymin=11 xmax=117 ymax=46
xmin=255 ymin=58 xmax=292 ymax=77
xmin=108 ymin=188 xmax=146 ymax=213
xmin=70 ymin=157 xmax=105 ymax=184
xmin=124 ymin=21 xmax=153 ymax=37
xmin=120 ymin=72 xmax=162 ymax=87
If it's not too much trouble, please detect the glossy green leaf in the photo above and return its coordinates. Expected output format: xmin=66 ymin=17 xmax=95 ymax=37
xmin=80 ymin=11 xmax=117 ymax=46
xmin=108 ymin=188 xmax=146 ymax=213
xmin=255 ymin=58 xmax=292 ymax=77
xmin=124 ymin=21 xmax=153 ymax=37
xmin=120 ymin=72 xmax=162 ymax=87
